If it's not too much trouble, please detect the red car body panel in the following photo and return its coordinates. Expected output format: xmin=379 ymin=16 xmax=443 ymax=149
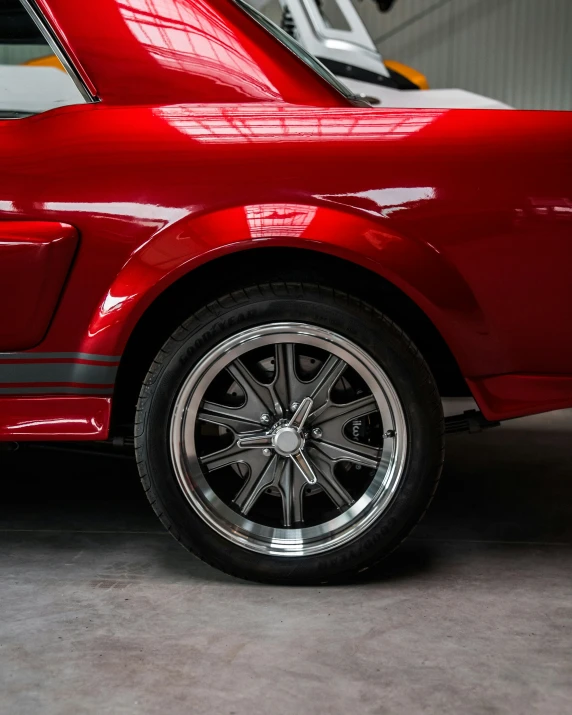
xmin=0 ymin=396 xmax=111 ymax=440
xmin=0 ymin=0 xmax=571 ymax=439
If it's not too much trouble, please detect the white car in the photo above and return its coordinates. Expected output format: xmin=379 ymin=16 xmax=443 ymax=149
xmin=250 ymin=0 xmax=510 ymax=109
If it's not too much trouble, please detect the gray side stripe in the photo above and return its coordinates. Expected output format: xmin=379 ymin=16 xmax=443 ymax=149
xmin=0 ymin=387 xmax=113 ymax=395
xmin=0 ymin=363 xmax=117 ymax=384
xmin=0 ymin=352 xmax=121 ymax=362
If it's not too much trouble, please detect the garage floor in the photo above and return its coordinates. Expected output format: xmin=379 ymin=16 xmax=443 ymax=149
xmin=1 ymin=409 xmax=571 ymax=714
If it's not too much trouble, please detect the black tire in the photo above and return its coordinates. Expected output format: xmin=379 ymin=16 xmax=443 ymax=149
xmin=135 ymin=283 xmax=444 ymax=584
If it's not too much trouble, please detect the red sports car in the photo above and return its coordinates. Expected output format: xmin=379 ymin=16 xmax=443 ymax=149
xmin=1 ymin=0 xmax=571 ymax=584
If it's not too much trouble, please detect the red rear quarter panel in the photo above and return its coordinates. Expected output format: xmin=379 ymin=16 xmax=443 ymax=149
xmin=1 ymin=105 xmax=571 ymax=378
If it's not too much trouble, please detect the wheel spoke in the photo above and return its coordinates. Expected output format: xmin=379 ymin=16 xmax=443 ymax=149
xmin=202 ymin=443 xmax=269 ymax=474
xmin=318 ymin=470 xmax=355 ymax=510
xmin=201 ymin=442 xmax=243 ymax=469
xmin=226 ymin=359 xmax=274 ymax=422
xmin=276 ymin=347 xmax=346 ymax=410
xmin=279 ymin=459 xmax=305 ymax=526
xmin=273 ymin=345 xmax=349 ymax=410
xmin=310 ymin=451 xmax=355 ymax=510
xmin=233 ymin=455 xmax=283 ymax=515
xmin=198 ymin=401 xmax=263 ymax=433
xmin=273 ymin=343 xmax=296 ymax=413
xmin=313 ymin=394 xmax=377 ymax=429
xmin=305 ymin=356 xmax=348 ymax=421
xmin=311 ymin=440 xmax=380 ymax=469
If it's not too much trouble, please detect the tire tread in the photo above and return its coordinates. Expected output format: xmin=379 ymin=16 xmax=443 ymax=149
xmin=134 ymin=281 xmax=444 ymax=584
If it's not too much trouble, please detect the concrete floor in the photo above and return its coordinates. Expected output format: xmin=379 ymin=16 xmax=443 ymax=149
xmin=1 ymin=410 xmax=571 ymax=715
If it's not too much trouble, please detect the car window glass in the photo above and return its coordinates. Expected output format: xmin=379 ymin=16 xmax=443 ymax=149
xmin=0 ymin=0 xmax=84 ymax=118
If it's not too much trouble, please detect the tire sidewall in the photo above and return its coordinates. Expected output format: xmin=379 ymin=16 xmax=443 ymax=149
xmin=137 ymin=285 xmax=443 ymax=583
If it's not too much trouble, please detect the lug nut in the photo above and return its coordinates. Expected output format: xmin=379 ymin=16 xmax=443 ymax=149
xmin=311 ymin=427 xmax=322 ymax=439
xmin=262 ymin=448 xmax=271 ymax=457
xmin=260 ymin=413 xmax=271 ymax=425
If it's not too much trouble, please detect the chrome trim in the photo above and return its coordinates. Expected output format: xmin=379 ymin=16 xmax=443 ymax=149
xmin=357 ymin=94 xmax=381 ymax=106
xmin=19 ymin=0 xmax=97 ymax=103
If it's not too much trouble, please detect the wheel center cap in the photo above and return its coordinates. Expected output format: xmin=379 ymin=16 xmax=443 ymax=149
xmin=272 ymin=427 xmax=302 ymax=456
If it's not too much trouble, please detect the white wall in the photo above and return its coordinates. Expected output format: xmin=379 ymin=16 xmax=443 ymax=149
xmin=356 ymin=0 xmax=572 ymax=109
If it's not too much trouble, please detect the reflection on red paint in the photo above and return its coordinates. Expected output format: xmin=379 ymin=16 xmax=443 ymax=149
xmin=245 ymin=204 xmax=317 ymax=238
xmin=528 ymin=197 xmax=572 ymax=217
xmin=39 ymin=0 xmax=347 ymax=105
xmin=118 ymin=0 xmax=280 ymax=98
xmin=319 ymin=187 xmax=437 ymax=220
xmin=0 ymin=397 xmax=111 ymax=440
xmin=155 ymin=105 xmax=445 ymax=143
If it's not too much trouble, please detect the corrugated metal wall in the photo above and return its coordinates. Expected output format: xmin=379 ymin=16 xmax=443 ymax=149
xmin=356 ymin=0 xmax=572 ymax=109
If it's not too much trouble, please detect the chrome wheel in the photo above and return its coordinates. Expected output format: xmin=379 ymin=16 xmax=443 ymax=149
xmin=170 ymin=323 xmax=407 ymax=557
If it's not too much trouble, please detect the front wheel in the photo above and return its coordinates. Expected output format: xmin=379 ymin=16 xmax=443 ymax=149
xmin=135 ymin=283 xmax=444 ymax=583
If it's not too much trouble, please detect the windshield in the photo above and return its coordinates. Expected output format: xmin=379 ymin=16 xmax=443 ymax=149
xmin=236 ymin=0 xmax=357 ymax=102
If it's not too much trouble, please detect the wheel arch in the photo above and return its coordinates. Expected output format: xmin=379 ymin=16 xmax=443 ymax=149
xmin=110 ymin=246 xmax=470 ymax=431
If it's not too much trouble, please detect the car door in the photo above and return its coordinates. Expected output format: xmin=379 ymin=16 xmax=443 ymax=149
xmin=0 ymin=0 xmax=82 ymax=351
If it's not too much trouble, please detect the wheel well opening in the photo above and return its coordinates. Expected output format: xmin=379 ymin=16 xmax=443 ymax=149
xmin=111 ymin=247 xmax=470 ymax=433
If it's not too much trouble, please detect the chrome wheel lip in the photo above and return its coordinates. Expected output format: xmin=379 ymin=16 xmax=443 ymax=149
xmin=169 ymin=322 xmax=408 ymax=558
